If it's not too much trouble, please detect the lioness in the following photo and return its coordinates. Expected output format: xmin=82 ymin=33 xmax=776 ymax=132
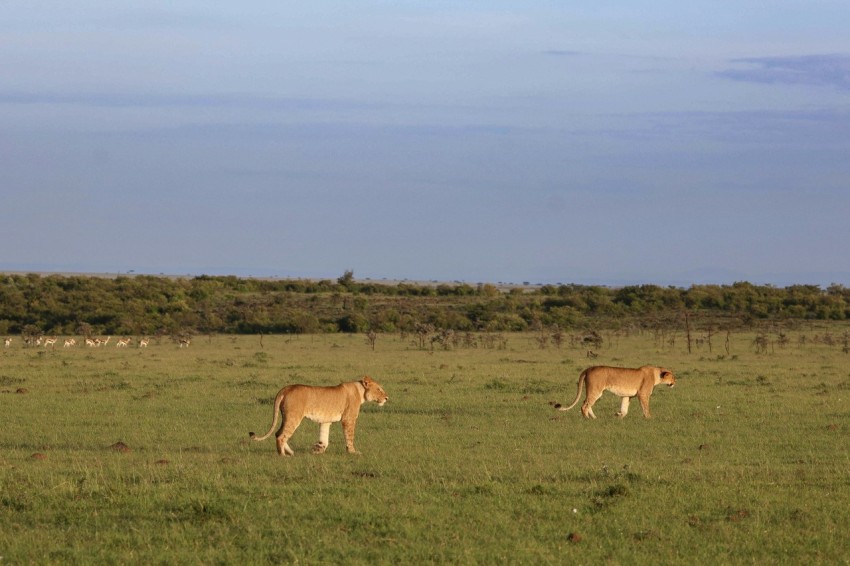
xmin=555 ymin=365 xmax=675 ymax=419
xmin=249 ymin=375 xmax=388 ymax=456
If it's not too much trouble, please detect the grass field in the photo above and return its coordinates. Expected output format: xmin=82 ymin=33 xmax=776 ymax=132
xmin=2 ymin=328 xmax=849 ymax=564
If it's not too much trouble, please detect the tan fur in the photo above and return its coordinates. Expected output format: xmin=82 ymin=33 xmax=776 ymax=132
xmin=249 ymin=375 xmax=388 ymax=456
xmin=556 ymin=365 xmax=675 ymax=419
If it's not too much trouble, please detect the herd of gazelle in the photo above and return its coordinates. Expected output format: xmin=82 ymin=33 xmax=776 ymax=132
xmin=4 ymin=336 xmax=186 ymax=348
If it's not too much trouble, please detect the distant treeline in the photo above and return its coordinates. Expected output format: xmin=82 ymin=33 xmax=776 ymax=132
xmin=1 ymin=272 xmax=849 ymax=337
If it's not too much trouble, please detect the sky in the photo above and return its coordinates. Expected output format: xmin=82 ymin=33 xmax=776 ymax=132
xmin=2 ymin=1 xmax=849 ymax=288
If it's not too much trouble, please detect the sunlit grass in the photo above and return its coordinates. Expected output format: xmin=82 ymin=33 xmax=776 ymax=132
xmin=2 ymin=328 xmax=849 ymax=563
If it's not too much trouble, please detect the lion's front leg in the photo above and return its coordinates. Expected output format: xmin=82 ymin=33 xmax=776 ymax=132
xmin=341 ymin=417 xmax=359 ymax=454
xmin=312 ymin=422 xmax=331 ymax=454
xmin=638 ymin=393 xmax=652 ymax=418
xmin=615 ymin=396 xmax=631 ymax=418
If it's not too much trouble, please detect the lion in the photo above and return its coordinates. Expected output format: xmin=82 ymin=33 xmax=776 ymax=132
xmin=249 ymin=375 xmax=388 ymax=456
xmin=554 ymin=365 xmax=675 ymax=419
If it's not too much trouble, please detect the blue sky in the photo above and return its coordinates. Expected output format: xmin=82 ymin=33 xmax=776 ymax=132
xmin=2 ymin=1 xmax=849 ymax=287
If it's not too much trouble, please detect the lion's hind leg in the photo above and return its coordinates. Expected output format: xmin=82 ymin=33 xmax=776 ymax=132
xmin=275 ymin=414 xmax=302 ymax=456
xmin=581 ymin=389 xmax=602 ymax=419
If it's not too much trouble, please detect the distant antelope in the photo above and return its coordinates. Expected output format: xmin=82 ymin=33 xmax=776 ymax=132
xmin=178 ymin=337 xmax=191 ymax=348
xmin=63 ymin=338 xmax=77 ymax=348
xmin=85 ymin=338 xmax=97 ymax=347
xmin=43 ymin=337 xmax=58 ymax=349
xmin=95 ymin=336 xmax=111 ymax=347
xmin=138 ymin=338 xmax=150 ymax=348
xmin=116 ymin=338 xmax=132 ymax=347
xmin=4 ymin=337 xmax=11 ymax=348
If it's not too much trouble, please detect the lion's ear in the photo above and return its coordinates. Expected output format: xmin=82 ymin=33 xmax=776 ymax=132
xmin=360 ymin=375 xmax=373 ymax=385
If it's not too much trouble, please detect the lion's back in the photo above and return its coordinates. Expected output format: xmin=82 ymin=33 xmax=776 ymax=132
xmin=587 ymin=365 xmax=650 ymax=395
xmin=283 ymin=383 xmax=355 ymax=421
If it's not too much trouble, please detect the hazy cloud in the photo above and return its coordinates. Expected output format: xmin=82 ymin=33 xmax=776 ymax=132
xmin=0 ymin=91 xmax=375 ymax=111
xmin=718 ymin=54 xmax=850 ymax=90
xmin=542 ymin=49 xmax=582 ymax=57
xmin=87 ymin=7 xmax=231 ymax=31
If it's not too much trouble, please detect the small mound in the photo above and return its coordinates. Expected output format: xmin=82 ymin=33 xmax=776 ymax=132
xmin=109 ymin=441 xmax=131 ymax=453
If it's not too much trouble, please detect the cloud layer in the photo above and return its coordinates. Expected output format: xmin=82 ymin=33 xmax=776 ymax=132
xmin=2 ymin=4 xmax=849 ymax=286
xmin=718 ymin=54 xmax=850 ymax=90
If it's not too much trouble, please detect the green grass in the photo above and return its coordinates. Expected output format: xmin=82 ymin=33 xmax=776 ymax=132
xmin=2 ymin=329 xmax=850 ymax=564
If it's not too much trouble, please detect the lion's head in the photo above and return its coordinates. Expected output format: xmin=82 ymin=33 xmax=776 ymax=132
xmin=659 ymin=369 xmax=676 ymax=387
xmin=361 ymin=375 xmax=389 ymax=406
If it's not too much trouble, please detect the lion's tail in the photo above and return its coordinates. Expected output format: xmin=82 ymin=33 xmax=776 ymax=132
xmin=249 ymin=387 xmax=288 ymax=442
xmin=554 ymin=369 xmax=587 ymax=412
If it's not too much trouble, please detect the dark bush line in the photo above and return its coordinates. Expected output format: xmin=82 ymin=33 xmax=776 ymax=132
xmin=1 ymin=273 xmax=848 ymax=337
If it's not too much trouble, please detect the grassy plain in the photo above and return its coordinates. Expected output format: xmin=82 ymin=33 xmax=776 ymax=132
xmin=1 ymin=327 xmax=849 ymax=564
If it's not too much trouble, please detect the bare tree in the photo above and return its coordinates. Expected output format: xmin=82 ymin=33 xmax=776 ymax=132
xmin=551 ymin=325 xmax=564 ymax=348
xmin=535 ymin=332 xmax=549 ymax=349
xmin=582 ymin=330 xmax=603 ymax=349
xmin=752 ymin=329 xmax=770 ymax=354
xmin=365 ymin=330 xmax=377 ymax=351
xmin=414 ymin=323 xmax=434 ymax=350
